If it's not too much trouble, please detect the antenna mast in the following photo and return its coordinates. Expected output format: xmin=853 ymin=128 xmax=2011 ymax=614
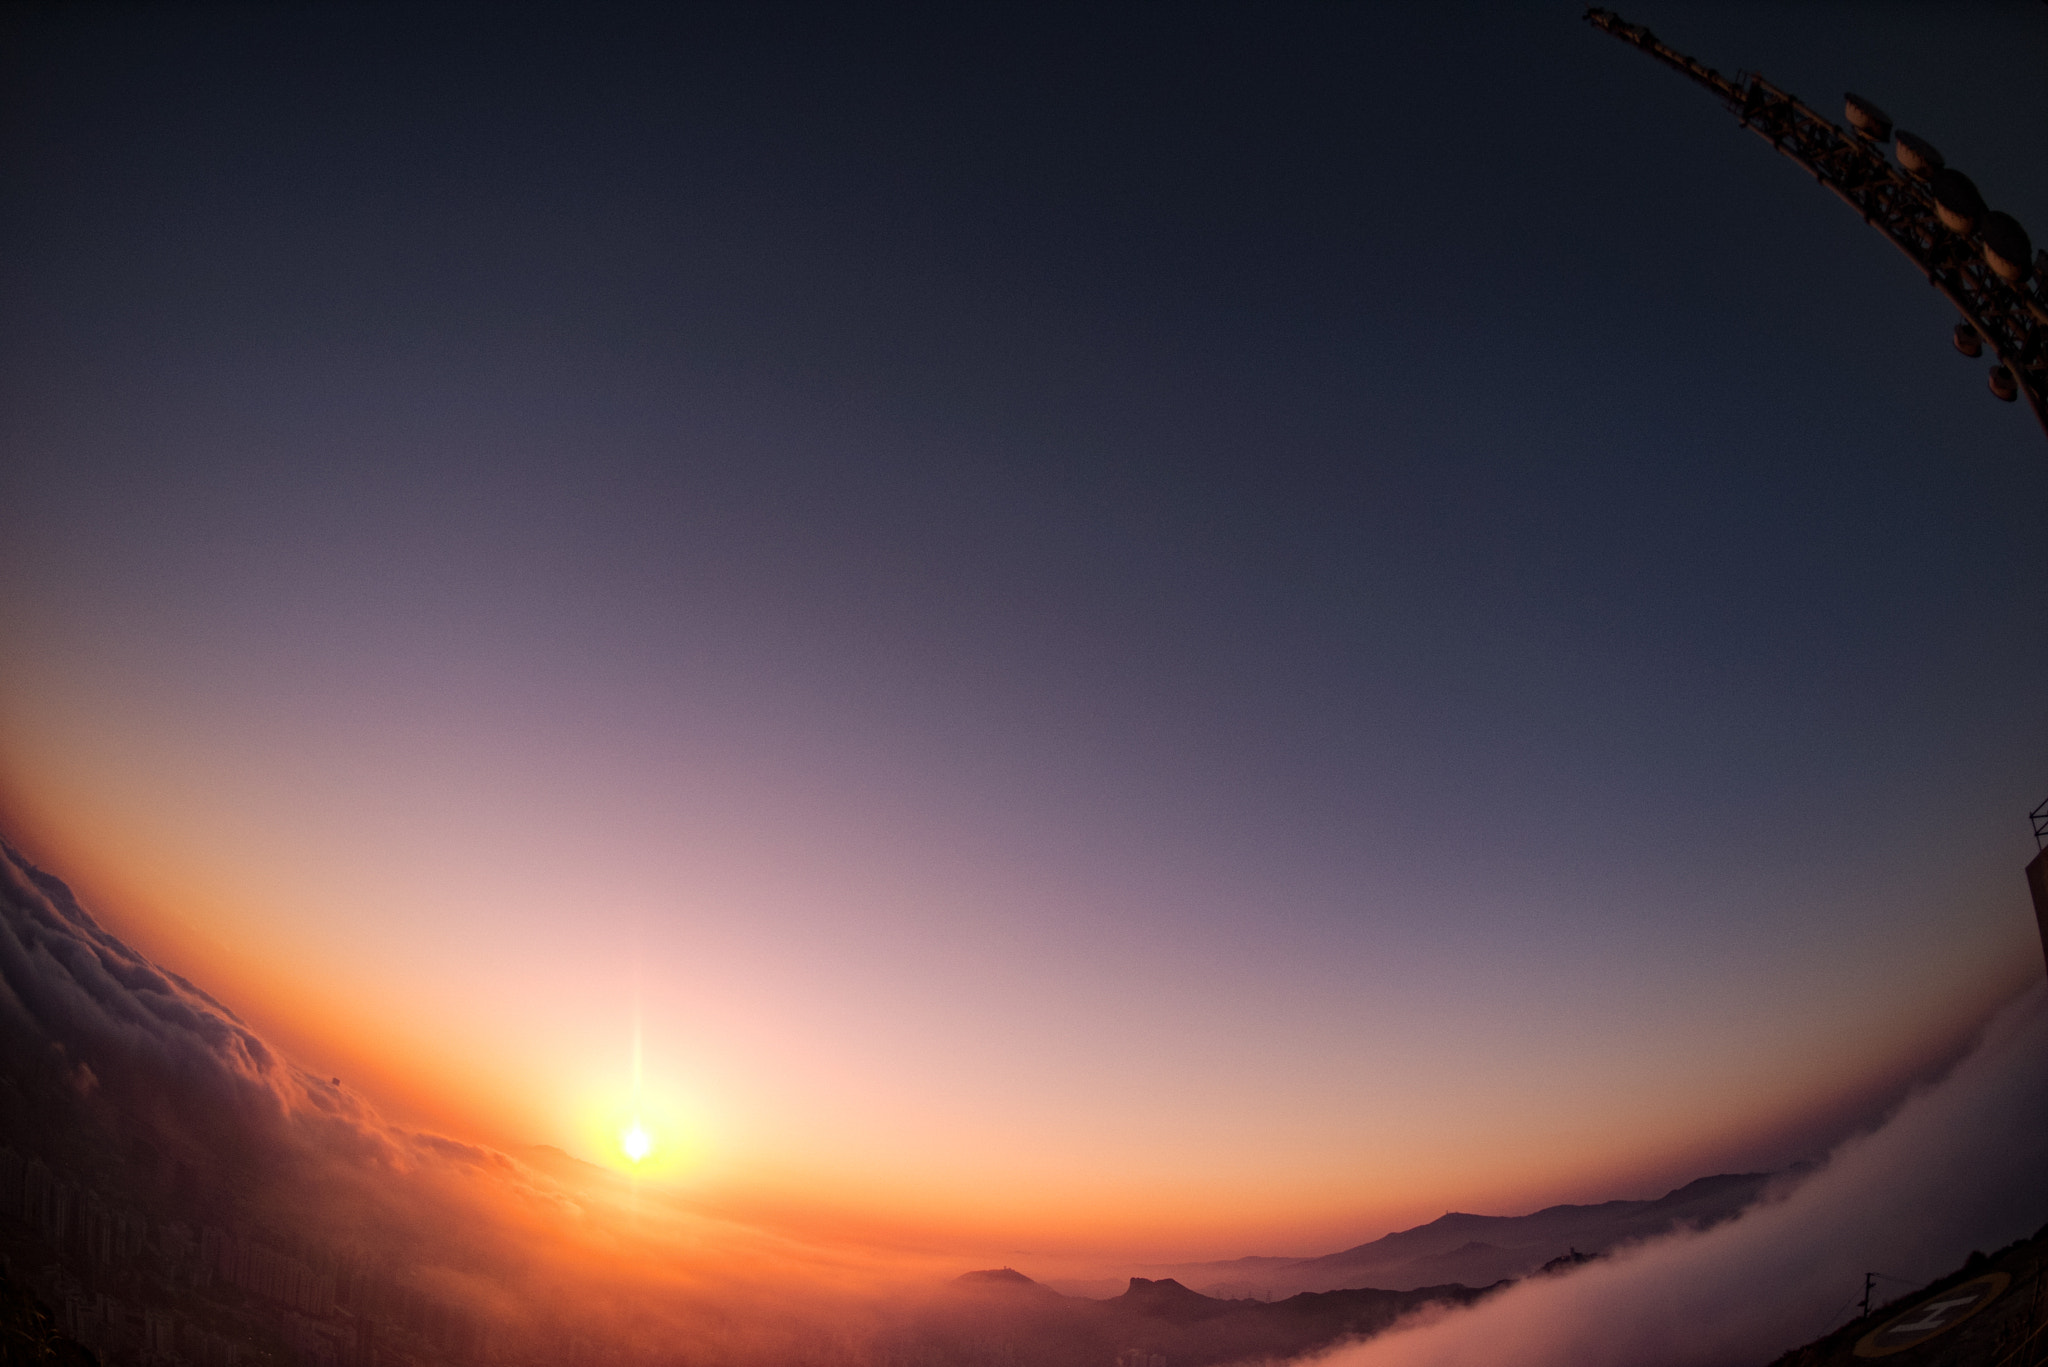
xmin=1584 ymin=9 xmax=2048 ymax=440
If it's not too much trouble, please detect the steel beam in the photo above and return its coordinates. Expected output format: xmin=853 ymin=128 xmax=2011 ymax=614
xmin=1586 ymin=9 xmax=2048 ymax=441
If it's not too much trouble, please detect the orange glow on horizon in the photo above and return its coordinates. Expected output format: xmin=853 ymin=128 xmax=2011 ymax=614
xmin=0 ymin=798 xmax=543 ymax=1149
xmin=2 ymin=751 xmax=2034 ymax=1264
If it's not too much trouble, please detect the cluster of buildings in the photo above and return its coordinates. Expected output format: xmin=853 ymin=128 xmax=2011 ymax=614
xmin=0 ymin=1143 xmax=487 ymax=1366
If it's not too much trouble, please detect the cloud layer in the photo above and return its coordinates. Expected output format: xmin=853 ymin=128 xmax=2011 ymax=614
xmin=8 ymin=827 xmax=2043 ymax=1367
xmin=1312 ymin=981 xmax=2048 ymax=1367
xmin=0 ymin=834 xmax=939 ymax=1362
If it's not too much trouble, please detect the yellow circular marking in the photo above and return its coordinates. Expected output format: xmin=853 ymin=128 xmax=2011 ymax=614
xmin=1853 ymin=1272 xmax=2008 ymax=1357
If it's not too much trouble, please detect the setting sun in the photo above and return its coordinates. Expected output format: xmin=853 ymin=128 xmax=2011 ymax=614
xmin=6 ymin=3 xmax=2046 ymax=1365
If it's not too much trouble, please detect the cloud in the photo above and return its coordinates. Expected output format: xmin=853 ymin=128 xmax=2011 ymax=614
xmin=12 ymin=828 xmax=2042 ymax=1367
xmin=0 ymin=835 xmax=939 ymax=1362
xmin=0 ymin=834 xmax=398 ymax=1176
xmin=1309 ymin=981 xmax=2048 ymax=1367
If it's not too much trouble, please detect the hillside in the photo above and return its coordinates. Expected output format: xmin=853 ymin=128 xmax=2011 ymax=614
xmin=1146 ymin=1171 xmax=1781 ymax=1297
xmin=1765 ymin=1222 xmax=2048 ymax=1367
xmin=906 ymin=1268 xmax=1502 ymax=1366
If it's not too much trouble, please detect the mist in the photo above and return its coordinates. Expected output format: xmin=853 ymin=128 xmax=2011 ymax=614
xmin=9 ymin=826 xmax=2047 ymax=1366
xmin=1308 ymin=981 xmax=2048 ymax=1367
xmin=0 ymin=834 xmax=953 ymax=1363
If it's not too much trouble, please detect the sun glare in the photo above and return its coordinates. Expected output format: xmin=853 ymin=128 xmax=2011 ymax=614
xmin=622 ymin=1120 xmax=652 ymax=1163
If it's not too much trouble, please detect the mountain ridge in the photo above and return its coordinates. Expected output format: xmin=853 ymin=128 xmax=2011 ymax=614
xmin=1124 ymin=1169 xmax=1786 ymax=1298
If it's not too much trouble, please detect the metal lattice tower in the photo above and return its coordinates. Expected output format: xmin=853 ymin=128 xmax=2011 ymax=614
xmin=1586 ymin=9 xmax=2048 ymax=440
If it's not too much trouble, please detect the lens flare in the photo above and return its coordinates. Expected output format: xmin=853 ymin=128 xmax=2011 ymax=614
xmin=620 ymin=973 xmax=653 ymax=1163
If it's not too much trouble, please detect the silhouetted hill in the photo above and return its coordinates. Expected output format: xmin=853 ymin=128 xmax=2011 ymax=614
xmin=1160 ymin=1170 xmax=1781 ymax=1295
xmin=953 ymin=1267 xmax=1059 ymax=1296
xmin=0 ymin=830 xmax=1845 ymax=1367
xmin=1305 ymin=1173 xmax=1772 ymax=1270
xmin=8 ymin=830 xmax=1516 ymax=1367
xmin=897 ymin=1271 xmax=1500 ymax=1366
xmin=1111 ymin=1277 xmax=1235 ymax=1322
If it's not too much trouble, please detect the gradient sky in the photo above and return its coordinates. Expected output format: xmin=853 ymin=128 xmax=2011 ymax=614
xmin=2 ymin=1 xmax=2045 ymax=1263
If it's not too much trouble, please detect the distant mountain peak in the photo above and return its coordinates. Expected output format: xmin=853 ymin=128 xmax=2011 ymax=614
xmin=956 ymin=1267 xmax=1042 ymax=1287
xmin=1116 ymin=1277 xmax=1231 ymax=1321
xmin=1200 ymin=1169 xmax=1781 ymax=1296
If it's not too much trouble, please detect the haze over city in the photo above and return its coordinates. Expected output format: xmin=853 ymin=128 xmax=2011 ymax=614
xmin=2 ymin=4 xmax=2046 ymax=1365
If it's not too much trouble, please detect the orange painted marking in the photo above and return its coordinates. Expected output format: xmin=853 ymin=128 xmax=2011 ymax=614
xmin=1853 ymin=1272 xmax=2008 ymax=1358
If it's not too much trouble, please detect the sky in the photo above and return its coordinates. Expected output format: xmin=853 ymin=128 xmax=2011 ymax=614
xmin=1 ymin=0 xmax=2045 ymax=1265
xmin=1320 ymin=982 xmax=2048 ymax=1367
